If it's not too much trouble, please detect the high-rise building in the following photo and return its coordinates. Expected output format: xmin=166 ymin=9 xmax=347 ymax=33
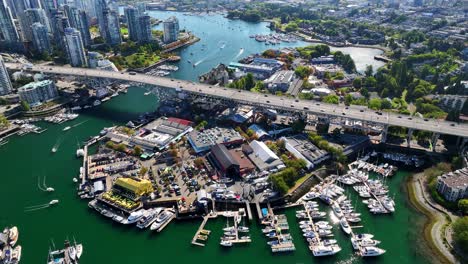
xmin=94 ymin=0 xmax=108 ymax=41
xmin=40 ymin=0 xmax=57 ymax=20
xmin=64 ymin=6 xmax=91 ymax=47
xmin=414 ymin=0 xmax=424 ymax=6
xmin=138 ymin=15 xmax=152 ymax=43
xmin=19 ymin=8 xmax=50 ymax=42
xmin=64 ymin=27 xmax=87 ymax=67
xmin=163 ymin=16 xmax=179 ymax=44
xmin=31 ymin=22 xmax=52 ymax=54
xmin=18 ymin=79 xmax=59 ymax=106
xmin=50 ymin=9 xmax=69 ymax=49
xmin=136 ymin=2 xmax=146 ymax=16
xmin=124 ymin=6 xmax=138 ymax=42
xmin=103 ymin=8 xmax=121 ymax=46
xmin=0 ymin=55 xmax=13 ymax=95
xmin=0 ymin=0 xmax=20 ymax=43
xmin=28 ymin=0 xmax=41 ymax=8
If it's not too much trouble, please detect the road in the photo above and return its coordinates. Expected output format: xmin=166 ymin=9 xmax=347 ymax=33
xmin=6 ymin=63 xmax=468 ymax=138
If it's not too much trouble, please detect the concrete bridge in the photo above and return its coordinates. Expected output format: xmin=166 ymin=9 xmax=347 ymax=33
xmin=6 ymin=63 xmax=468 ymax=149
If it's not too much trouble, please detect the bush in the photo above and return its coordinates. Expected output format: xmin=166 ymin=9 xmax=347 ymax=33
xmin=453 ymin=217 xmax=468 ymax=252
xmin=458 ymin=199 xmax=468 ymax=215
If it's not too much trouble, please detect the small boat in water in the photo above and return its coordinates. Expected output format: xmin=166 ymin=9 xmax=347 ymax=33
xmin=220 ymin=239 xmax=232 ymax=247
xmin=8 ymin=226 xmax=18 ymax=246
xmin=340 ymin=218 xmax=352 ymax=235
xmin=360 ymin=246 xmax=386 ymax=257
xmin=63 ymin=126 xmax=71 ymax=131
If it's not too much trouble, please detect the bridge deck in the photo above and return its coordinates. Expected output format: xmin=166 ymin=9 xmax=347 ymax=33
xmin=6 ymin=63 xmax=468 ymax=138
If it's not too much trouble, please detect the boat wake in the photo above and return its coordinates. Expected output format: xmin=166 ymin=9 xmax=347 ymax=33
xmin=51 ymin=136 xmax=64 ymax=153
xmin=335 ymin=252 xmax=360 ymax=264
xmin=37 ymin=175 xmax=54 ymax=192
xmin=24 ymin=200 xmax=59 ymax=212
xmin=233 ymin=48 xmax=244 ymax=60
xmin=218 ymin=40 xmax=226 ymax=49
xmin=194 ymin=59 xmax=205 ymax=66
xmin=72 ymin=120 xmax=89 ymax=128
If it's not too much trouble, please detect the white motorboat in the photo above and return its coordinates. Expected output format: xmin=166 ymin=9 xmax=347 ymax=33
xmin=355 ymin=233 xmax=374 ymax=240
xmin=310 ymin=245 xmax=341 ymax=256
xmin=323 ymin=239 xmax=337 ymax=246
xmin=317 ymin=229 xmax=333 ymax=237
xmin=8 ymin=226 xmax=18 ymax=246
xmin=223 ymin=226 xmax=235 ymax=232
xmin=49 ymin=199 xmax=59 ymax=205
xmin=220 ymin=240 xmax=233 ymax=247
xmin=75 ymin=244 xmax=83 ymax=259
xmin=150 ymin=211 xmax=174 ymax=231
xmin=63 ymin=126 xmax=71 ymax=131
xmin=331 ymin=203 xmax=343 ymax=218
xmin=303 ymin=192 xmax=319 ymax=201
xmin=11 ymin=245 xmax=21 ymax=263
xmin=123 ymin=209 xmax=146 ymax=225
xmin=360 ymin=246 xmax=386 ymax=257
xmin=340 ymin=218 xmax=352 ymax=235
xmin=351 ymin=237 xmax=381 ymax=250
xmin=310 ymin=211 xmax=326 ymax=219
xmin=303 ymin=231 xmax=315 ymax=238
xmin=316 ymin=223 xmax=332 ymax=230
xmin=262 ymin=227 xmax=274 ymax=233
xmin=238 ymin=226 xmax=249 ymax=233
xmin=76 ymin=149 xmax=85 ymax=157
xmin=137 ymin=208 xmax=163 ymax=229
xmin=68 ymin=245 xmax=76 ymax=260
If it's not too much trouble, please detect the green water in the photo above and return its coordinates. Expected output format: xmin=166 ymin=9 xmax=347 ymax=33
xmin=0 ymin=87 xmax=433 ymax=263
xmin=0 ymin=10 xmax=433 ymax=264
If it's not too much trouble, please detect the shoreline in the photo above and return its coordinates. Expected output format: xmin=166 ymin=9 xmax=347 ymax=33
xmin=291 ymin=31 xmax=389 ymax=52
xmin=406 ymin=172 xmax=457 ymax=264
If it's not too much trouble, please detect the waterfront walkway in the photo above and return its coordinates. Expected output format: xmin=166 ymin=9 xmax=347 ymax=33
xmin=410 ymin=173 xmax=458 ymax=264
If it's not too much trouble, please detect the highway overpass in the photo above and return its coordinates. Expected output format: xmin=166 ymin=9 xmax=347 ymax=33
xmin=6 ymin=63 xmax=468 ymax=139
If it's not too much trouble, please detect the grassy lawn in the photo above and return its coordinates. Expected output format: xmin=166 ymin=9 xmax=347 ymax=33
xmin=287 ymin=173 xmax=312 ymax=194
xmin=125 ymin=53 xmax=160 ymax=68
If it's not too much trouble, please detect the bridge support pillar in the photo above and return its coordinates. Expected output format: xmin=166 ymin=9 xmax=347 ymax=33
xmin=406 ymin=128 xmax=414 ymax=148
xmin=458 ymin=137 xmax=468 ymax=151
xmin=380 ymin=125 xmax=389 ymax=143
xmin=431 ymin=133 xmax=440 ymax=152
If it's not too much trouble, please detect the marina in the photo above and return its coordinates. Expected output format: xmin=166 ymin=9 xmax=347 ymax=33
xmin=0 ymin=226 xmax=22 ymax=264
xmin=0 ymin=6 xmax=436 ymax=262
xmin=0 ymin=86 xmax=434 ymax=263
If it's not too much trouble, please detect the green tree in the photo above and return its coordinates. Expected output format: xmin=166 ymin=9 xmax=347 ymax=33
xmin=20 ymin=101 xmax=30 ymax=111
xmin=0 ymin=114 xmax=10 ymax=128
xmin=353 ymin=78 xmax=362 ymax=88
xmin=365 ymin=65 xmax=373 ymax=77
xmin=323 ymin=94 xmax=339 ymax=104
xmin=244 ymin=73 xmax=255 ymax=90
xmin=453 ymin=217 xmax=468 ymax=252
xmin=116 ymin=143 xmax=126 ymax=152
xmin=295 ymin=66 xmax=312 ymax=79
xmin=139 ymin=166 xmax=148 ymax=176
xmin=458 ymin=200 xmax=468 ymax=215
xmin=368 ymin=98 xmax=382 ymax=110
xmin=133 ymin=146 xmax=143 ymax=156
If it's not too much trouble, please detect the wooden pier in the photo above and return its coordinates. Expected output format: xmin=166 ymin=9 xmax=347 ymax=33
xmin=245 ymin=201 xmax=253 ymax=222
xmin=255 ymin=201 xmax=263 ymax=220
xmin=191 ymin=215 xmax=212 ymax=247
